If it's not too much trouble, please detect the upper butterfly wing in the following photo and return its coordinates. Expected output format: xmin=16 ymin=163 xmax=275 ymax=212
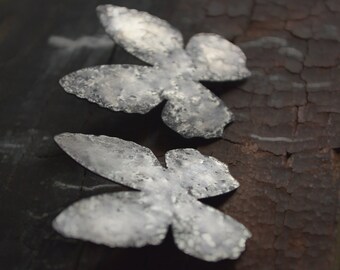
xmin=97 ymin=5 xmax=184 ymax=65
xmin=162 ymin=80 xmax=232 ymax=138
xmin=53 ymin=192 xmax=172 ymax=247
xmin=55 ymin=133 xmax=164 ymax=191
xmin=60 ymin=65 xmax=164 ymax=114
xmin=186 ymin=33 xmax=251 ymax=81
xmin=165 ymin=148 xmax=239 ymax=199
xmin=172 ymin=197 xmax=251 ymax=261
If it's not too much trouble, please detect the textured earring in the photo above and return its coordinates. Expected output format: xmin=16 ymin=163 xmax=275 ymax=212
xmin=60 ymin=5 xmax=250 ymax=138
xmin=53 ymin=133 xmax=251 ymax=261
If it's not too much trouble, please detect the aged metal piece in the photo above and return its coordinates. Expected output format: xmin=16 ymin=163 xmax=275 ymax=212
xmin=53 ymin=133 xmax=251 ymax=261
xmin=60 ymin=5 xmax=250 ymax=138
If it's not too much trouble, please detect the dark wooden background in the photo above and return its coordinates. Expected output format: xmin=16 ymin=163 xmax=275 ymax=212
xmin=0 ymin=0 xmax=339 ymax=269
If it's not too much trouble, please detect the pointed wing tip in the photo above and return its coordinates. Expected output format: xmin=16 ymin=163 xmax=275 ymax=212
xmin=96 ymin=4 xmax=107 ymax=13
xmin=59 ymin=75 xmax=68 ymax=88
xmin=54 ymin=132 xmax=78 ymax=148
xmin=52 ymin=212 xmax=71 ymax=239
xmin=59 ymin=73 xmax=76 ymax=93
xmin=54 ymin=132 xmax=67 ymax=144
xmin=96 ymin=4 xmax=123 ymax=20
xmin=96 ymin=5 xmax=113 ymax=26
xmin=241 ymin=67 xmax=252 ymax=79
xmin=96 ymin=4 xmax=113 ymax=14
xmin=59 ymin=72 xmax=84 ymax=95
xmin=52 ymin=215 xmax=62 ymax=233
xmin=230 ymin=178 xmax=240 ymax=190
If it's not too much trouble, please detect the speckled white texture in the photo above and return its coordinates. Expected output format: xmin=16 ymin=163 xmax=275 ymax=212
xmin=60 ymin=65 xmax=164 ymax=114
xmin=53 ymin=133 xmax=251 ymax=262
xmin=59 ymin=5 xmax=250 ymax=139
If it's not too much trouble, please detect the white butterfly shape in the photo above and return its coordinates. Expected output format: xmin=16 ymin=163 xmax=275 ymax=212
xmin=53 ymin=133 xmax=251 ymax=261
xmin=60 ymin=5 xmax=251 ymax=138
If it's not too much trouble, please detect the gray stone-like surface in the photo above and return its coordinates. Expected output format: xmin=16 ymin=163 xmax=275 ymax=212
xmin=53 ymin=133 xmax=251 ymax=261
xmin=60 ymin=5 xmax=250 ymax=138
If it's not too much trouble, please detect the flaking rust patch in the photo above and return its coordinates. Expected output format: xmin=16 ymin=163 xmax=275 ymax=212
xmin=59 ymin=5 xmax=251 ymax=138
xmin=53 ymin=133 xmax=251 ymax=261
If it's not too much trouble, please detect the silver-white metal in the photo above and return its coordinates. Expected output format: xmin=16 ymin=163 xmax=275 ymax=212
xmin=53 ymin=133 xmax=251 ymax=261
xmin=60 ymin=5 xmax=251 ymax=138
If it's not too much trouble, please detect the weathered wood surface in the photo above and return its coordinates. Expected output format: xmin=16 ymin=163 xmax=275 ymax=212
xmin=0 ymin=0 xmax=339 ymax=269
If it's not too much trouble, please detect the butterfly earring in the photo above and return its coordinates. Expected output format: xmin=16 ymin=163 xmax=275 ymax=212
xmin=53 ymin=133 xmax=251 ymax=261
xmin=60 ymin=5 xmax=251 ymax=138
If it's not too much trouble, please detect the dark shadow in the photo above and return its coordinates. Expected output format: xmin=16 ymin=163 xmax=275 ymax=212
xmin=80 ymin=100 xmax=219 ymax=158
xmin=77 ymin=78 xmax=248 ymax=157
xmin=75 ymin=229 xmax=236 ymax=270
xmin=201 ymin=79 xmax=248 ymax=97
xmin=200 ymin=189 xmax=237 ymax=209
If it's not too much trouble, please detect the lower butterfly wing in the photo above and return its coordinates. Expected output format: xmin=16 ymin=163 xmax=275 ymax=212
xmin=53 ymin=191 xmax=172 ymax=247
xmin=60 ymin=65 xmax=164 ymax=114
xmin=172 ymin=197 xmax=251 ymax=261
xmin=162 ymin=80 xmax=232 ymax=138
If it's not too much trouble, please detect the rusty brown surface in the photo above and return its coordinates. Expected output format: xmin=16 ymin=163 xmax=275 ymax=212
xmin=0 ymin=0 xmax=339 ymax=269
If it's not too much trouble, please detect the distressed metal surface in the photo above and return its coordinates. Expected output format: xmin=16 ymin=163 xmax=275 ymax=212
xmin=53 ymin=133 xmax=251 ymax=261
xmin=60 ymin=5 xmax=250 ymax=138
